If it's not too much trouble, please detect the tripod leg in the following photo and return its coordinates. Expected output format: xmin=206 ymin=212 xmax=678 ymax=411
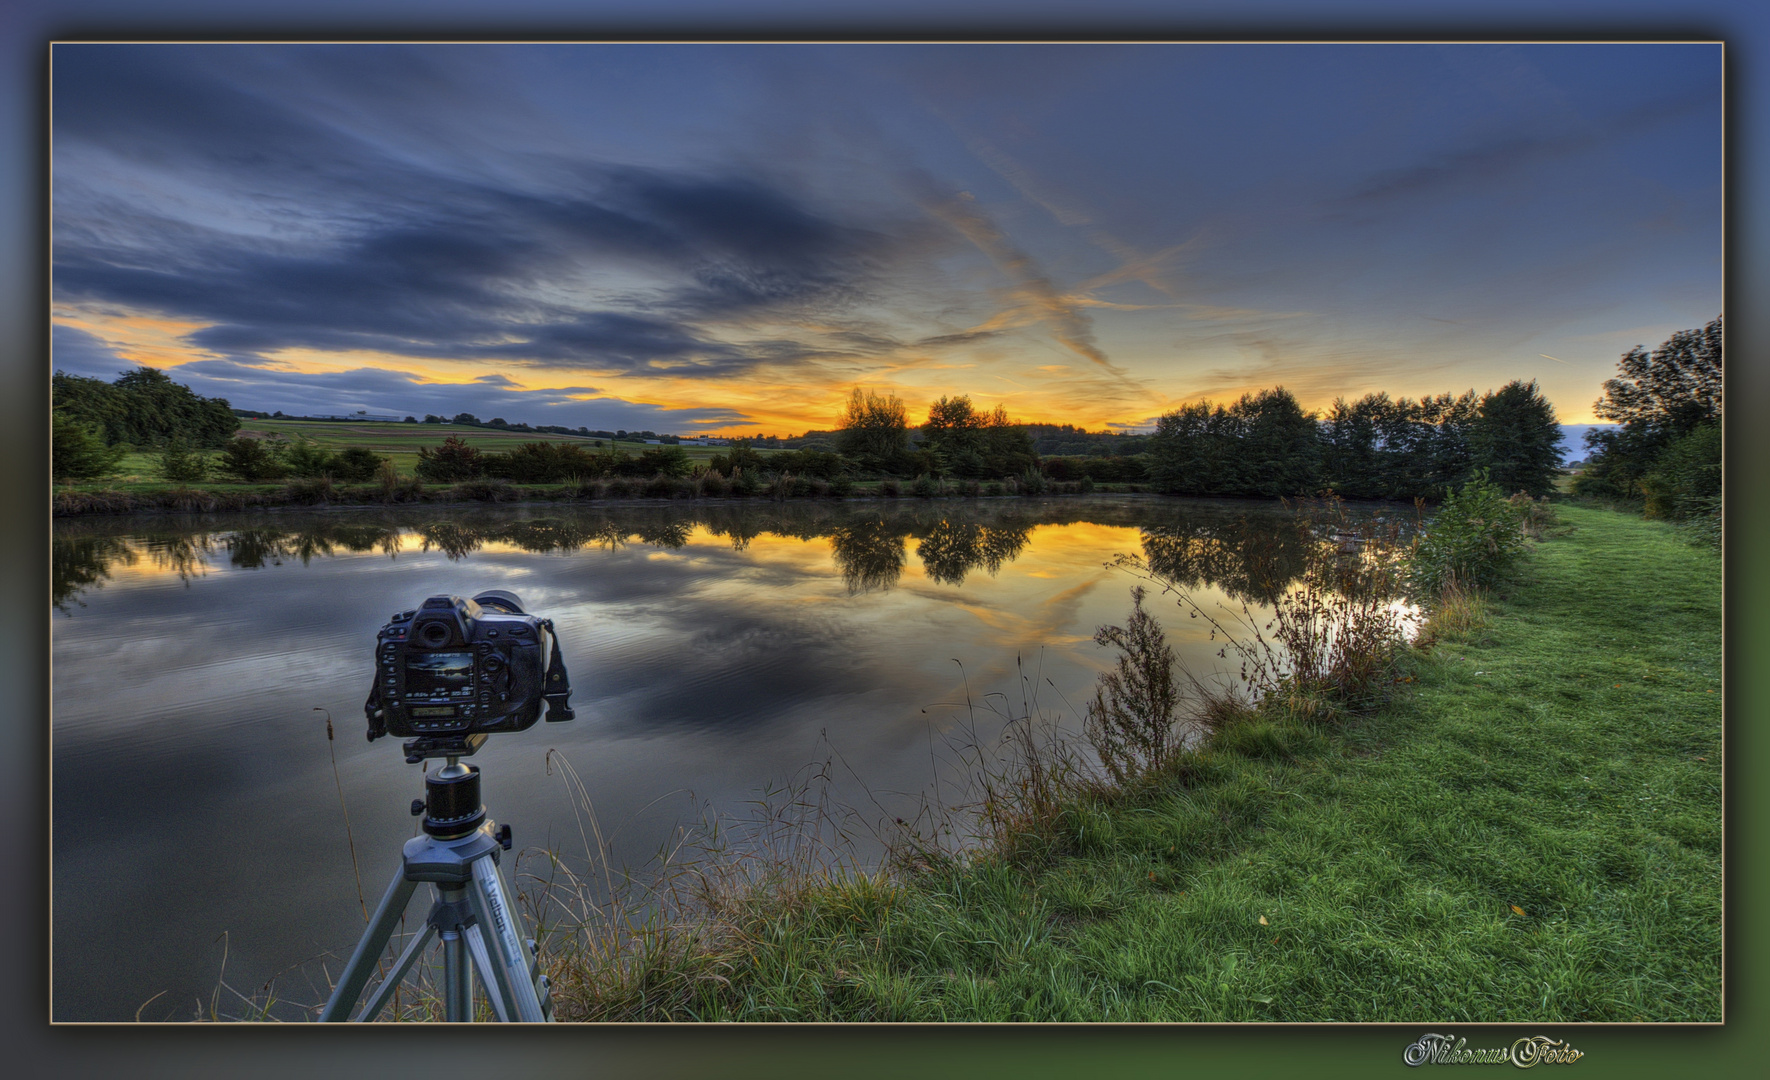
xmin=352 ymin=922 xmax=436 ymax=1022
xmin=461 ymin=924 xmax=511 ymax=1022
xmin=465 ymin=855 xmax=547 ymax=1021
xmin=319 ymin=863 xmax=420 ymax=1022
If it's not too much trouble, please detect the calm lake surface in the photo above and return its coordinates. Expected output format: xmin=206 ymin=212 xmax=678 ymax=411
xmin=52 ymin=494 xmax=1407 ymax=1021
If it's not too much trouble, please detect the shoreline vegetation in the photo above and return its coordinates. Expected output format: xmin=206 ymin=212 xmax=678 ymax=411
xmin=51 ymin=472 xmax=1128 ymax=518
xmin=292 ymin=495 xmax=1717 ymax=1023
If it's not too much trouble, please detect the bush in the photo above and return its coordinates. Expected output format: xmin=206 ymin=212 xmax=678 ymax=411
xmin=416 ymin=437 xmax=484 ymax=482
xmin=377 ymin=460 xmax=422 ymax=503
xmin=218 ymin=436 xmax=288 ymax=481
xmin=332 ymin=446 xmax=388 ymax=483
xmin=282 ymin=476 xmax=337 ymax=505
xmin=637 ymin=445 xmax=694 ymax=478
xmin=484 ymin=441 xmax=601 ymax=484
xmin=157 ymin=436 xmax=207 ymax=483
xmin=910 ymin=474 xmax=938 ymax=498
xmin=1407 ymin=473 xmax=1526 ymax=596
xmin=283 ymin=437 xmax=334 ymax=479
xmin=1085 ymin=586 xmax=1181 ymax=785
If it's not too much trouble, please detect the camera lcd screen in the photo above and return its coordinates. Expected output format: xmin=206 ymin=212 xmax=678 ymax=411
xmin=406 ymin=651 xmax=474 ymax=697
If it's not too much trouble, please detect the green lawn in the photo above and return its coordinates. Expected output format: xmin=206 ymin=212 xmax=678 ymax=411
xmin=553 ymin=503 xmax=1721 ymax=1022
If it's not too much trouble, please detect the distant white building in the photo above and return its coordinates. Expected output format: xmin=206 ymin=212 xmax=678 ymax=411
xmin=310 ymin=409 xmax=406 ymax=422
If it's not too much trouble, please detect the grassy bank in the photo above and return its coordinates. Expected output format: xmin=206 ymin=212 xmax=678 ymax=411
xmin=52 ymin=475 xmax=1136 ymax=517
xmin=543 ymin=502 xmax=1720 ymax=1022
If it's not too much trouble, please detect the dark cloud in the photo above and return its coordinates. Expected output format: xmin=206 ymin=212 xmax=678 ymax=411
xmin=51 ymin=45 xmax=941 ymax=392
xmin=50 ymin=324 xmax=131 ymax=380
xmin=1335 ymin=86 xmax=1719 ymax=212
xmin=164 ymin=360 xmax=744 ymax=432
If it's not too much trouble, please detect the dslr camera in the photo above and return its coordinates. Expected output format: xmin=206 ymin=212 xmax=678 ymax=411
xmin=365 ymin=590 xmax=573 ymax=751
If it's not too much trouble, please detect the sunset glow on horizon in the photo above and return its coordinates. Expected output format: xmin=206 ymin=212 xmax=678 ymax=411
xmin=52 ymin=43 xmax=1721 ymax=434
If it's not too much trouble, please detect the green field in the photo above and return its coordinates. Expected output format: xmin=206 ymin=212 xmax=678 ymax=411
xmin=90 ymin=419 xmax=733 ymax=485
xmin=546 ymin=503 xmax=1721 ymax=1022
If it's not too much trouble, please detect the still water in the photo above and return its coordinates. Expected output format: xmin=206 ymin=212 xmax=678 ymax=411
xmin=52 ymin=495 xmax=1400 ymax=1021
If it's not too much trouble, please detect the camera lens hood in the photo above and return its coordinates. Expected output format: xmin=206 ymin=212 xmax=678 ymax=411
xmin=472 ymin=590 xmax=526 ymax=615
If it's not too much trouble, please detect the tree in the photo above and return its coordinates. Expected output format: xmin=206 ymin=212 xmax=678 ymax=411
xmin=834 ymin=387 xmax=911 ymax=473
xmin=53 ymin=366 xmax=239 ymax=449
xmin=1147 ymin=401 xmax=1242 ymax=495
xmin=1320 ymin=395 xmax=1387 ymax=499
xmin=1470 ymin=379 xmax=1561 ymax=497
xmin=920 ymin=395 xmax=983 ymax=477
xmin=1418 ymin=390 xmax=1480 ymax=493
xmin=1639 ymin=422 xmax=1721 ymax=523
xmin=1578 ymin=317 xmax=1723 ymax=500
xmin=918 ymin=396 xmax=1036 ymax=478
xmin=1594 ymin=317 xmax=1722 ymax=438
xmin=1229 ymin=387 xmax=1321 ymax=496
xmin=52 ymin=410 xmax=125 ymax=481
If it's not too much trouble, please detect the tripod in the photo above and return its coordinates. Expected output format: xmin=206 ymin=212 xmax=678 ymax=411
xmin=320 ymin=736 xmax=553 ymax=1022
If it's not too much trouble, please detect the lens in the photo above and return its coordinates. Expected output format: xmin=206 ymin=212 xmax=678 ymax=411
xmin=473 ymin=589 xmax=525 ymax=614
xmin=417 ymin=621 xmax=452 ymax=647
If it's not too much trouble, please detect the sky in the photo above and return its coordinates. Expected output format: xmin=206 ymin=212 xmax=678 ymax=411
xmin=50 ymin=42 xmax=1722 ymax=435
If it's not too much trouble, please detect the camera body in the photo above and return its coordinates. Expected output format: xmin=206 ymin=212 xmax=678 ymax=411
xmin=367 ymin=591 xmax=572 ymax=741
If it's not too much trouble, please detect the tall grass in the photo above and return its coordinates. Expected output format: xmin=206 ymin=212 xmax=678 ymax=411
xmin=1115 ymin=500 xmax=1411 ymax=717
xmin=507 ymin=749 xmax=878 ymax=1021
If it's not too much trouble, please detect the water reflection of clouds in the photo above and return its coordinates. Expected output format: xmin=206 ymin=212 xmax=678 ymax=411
xmin=53 ymin=496 xmax=1422 ymax=1021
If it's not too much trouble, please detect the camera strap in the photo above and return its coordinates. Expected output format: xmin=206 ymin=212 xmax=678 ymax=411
xmin=540 ymin=619 xmax=575 ymax=722
xmin=363 ymin=679 xmax=387 ymax=741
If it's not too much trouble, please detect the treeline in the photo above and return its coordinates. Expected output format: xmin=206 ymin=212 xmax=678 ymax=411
xmin=1145 ymin=380 xmax=1563 ymax=499
xmin=415 ymin=437 xmax=695 ymax=484
xmin=1024 ymin=424 xmax=1151 ymax=457
xmin=233 ymin=408 xmax=622 ymax=442
xmin=53 ymin=368 xmax=240 ymax=480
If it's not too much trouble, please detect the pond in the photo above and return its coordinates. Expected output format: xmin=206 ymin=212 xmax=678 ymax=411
xmin=51 ymin=494 xmax=1409 ymax=1021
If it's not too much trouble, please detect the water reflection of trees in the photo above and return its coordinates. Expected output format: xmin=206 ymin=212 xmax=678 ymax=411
xmin=53 ymin=534 xmax=137 ymax=611
xmin=916 ymin=515 xmax=1031 ymax=586
xmin=1139 ymin=515 xmax=1316 ymax=605
xmin=828 ymin=518 xmax=906 ymax=594
xmin=53 ymin=498 xmax=1414 ymax=610
xmin=1140 ymin=502 xmax=1416 ymax=603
